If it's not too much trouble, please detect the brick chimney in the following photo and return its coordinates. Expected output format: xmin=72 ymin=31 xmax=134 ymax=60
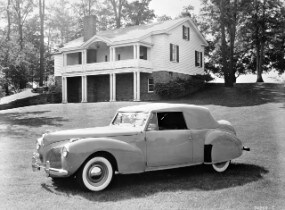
xmin=83 ymin=15 xmax=96 ymax=42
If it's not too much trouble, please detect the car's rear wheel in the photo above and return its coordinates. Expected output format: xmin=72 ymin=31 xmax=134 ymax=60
xmin=212 ymin=161 xmax=230 ymax=172
xmin=77 ymin=156 xmax=114 ymax=191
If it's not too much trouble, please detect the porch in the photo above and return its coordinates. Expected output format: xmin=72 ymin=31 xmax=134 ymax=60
xmin=62 ymin=41 xmax=152 ymax=74
xmin=62 ymin=71 xmax=150 ymax=103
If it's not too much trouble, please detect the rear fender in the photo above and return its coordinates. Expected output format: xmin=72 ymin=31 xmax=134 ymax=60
xmin=65 ymin=138 xmax=145 ymax=175
xmin=204 ymin=130 xmax=242 ymax=164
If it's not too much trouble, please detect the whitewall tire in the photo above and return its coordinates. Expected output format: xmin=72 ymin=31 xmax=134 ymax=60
xmin=77 ymin=156 xmax=114 ymax=191
xmin=212 ymin=161 xmax=230 ymax=173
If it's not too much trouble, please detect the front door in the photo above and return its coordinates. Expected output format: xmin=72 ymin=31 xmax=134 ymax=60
xmin=146 ymin=112 xmax=193 ymax=167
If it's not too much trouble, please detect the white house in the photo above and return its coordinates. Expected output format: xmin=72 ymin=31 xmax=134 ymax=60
xmin=53 ymin=16 xmax=208 ymax=103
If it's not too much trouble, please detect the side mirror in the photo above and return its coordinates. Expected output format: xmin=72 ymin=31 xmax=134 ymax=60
xmin=147 ymin=123 xmax=158 ymax=131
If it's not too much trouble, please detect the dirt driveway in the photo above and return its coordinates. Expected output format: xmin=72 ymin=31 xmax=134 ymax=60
xmin=0 ymin=83 xmax=284 ymax=209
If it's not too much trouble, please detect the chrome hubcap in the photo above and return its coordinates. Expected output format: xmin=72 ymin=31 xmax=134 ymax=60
xmin=90 ymin=166 xmax=102 ymax=177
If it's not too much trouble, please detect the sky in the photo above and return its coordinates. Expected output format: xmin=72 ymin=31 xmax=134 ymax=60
xmin=149 ymin=0 xmax=202 ymax=18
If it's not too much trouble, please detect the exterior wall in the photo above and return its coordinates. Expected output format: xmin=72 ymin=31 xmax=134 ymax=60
xmin=96 ymin=46 xmax=110 ymax=62
xmin=115 ymin=46 xmax=134 ymax=60
xmin=54 ymin=54 xmax=63 ymax=76
xmin=87 ymin=75 xmax=110 ymax=102
xmin=151 ymin=34 xmax=168 ymax=71
xmin=67 ymin=77 xmax=82 ymax=103
xmin=151 ymin=22 xmax=205 ymax=75
xmin=116 ymin=73 xmax=133 ymax=100
xmin=140 ymin=71 xmax=192 ymax=101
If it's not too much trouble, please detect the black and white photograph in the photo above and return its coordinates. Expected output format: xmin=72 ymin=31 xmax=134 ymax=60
xmin=0 ymin=0 xmax=284 ymax=209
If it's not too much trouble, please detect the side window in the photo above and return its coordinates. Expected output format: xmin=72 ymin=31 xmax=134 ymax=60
xmin=147 ymin=113 xmax=158 ymax=131
xmin=157 ymin=112 xmax=187 ymax=130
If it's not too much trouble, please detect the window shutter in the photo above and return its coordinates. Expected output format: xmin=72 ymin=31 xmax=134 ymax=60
xmin=200 ymin=52 xmax=203 ymax=67
xmin=170 ymin=44 xmax=173 ymax=61
xmin=195 ymin=51 xmax=198 ymax=66
xmin=176 ymin=45 xmax=179 ymax=62
xmin=183 ymin=26 xmax=185 ymax=39
xmin=188 ymin=27 xmax=190 ymax=41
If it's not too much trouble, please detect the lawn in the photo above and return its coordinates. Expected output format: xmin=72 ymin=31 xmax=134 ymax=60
xmin=0 ymin=83 xmax=284 ymax=209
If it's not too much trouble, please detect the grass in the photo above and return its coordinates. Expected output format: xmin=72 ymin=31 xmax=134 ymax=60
xmin=0 ymin=83 xmax=284 ymax=209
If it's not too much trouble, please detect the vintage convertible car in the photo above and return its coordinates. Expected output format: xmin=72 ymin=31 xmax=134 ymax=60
xmin=32 ymin=103 xmax=250 ymax=191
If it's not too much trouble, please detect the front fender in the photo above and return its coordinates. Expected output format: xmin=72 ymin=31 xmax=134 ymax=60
xmin=204 ymin=130 xmax=243 ymax=163
xmin=65 ymin=137 xmax=145 ymax=175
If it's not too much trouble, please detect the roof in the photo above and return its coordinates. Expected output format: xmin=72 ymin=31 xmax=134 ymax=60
xmin=118 ymin=103 xmax=219 ymax=129
xmin=59 ymin=17 xmax=208 ymax=52
xmin=118 ymin=103 xmax=209 ymax=113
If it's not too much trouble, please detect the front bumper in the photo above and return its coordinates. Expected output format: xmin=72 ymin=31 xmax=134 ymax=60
xmin=32 ymin=152 xmax=68 ymax=177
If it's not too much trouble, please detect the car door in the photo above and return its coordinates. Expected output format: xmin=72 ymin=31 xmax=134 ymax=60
xmin=145 ymin=112 xmax=193 ymax=167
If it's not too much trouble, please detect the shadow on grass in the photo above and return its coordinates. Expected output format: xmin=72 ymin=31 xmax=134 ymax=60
xmin=173 ymin=83 xmax=285 ymax=107
xmin=41 ymin=163 xmax=268 ymax=201
xmin=0 ymin=111 xmax=68 ymax=127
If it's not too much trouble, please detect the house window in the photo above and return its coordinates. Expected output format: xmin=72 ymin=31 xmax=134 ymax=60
xmin=148 ymin=78 xmax=154 ymax=92
xmin=195 ymin=51 xmax=203 ymax=67
xmin=117 ymin=54 xmax=121 ymax=60
xmin=170 ymin=44 xmax=179 ymax=62
xmin=183 ymin=25 xmax=190 ymax=41
xmin=105 ymin=55 xmax=108 ymax=62
xmin=140 ymin=46 xmax=148 ymax=60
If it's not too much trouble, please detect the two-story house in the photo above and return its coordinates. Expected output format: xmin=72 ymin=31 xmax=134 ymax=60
xmin=53 ymin=16 xmax=208 ymax=103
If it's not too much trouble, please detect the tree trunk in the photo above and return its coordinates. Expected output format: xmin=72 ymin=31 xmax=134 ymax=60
xmin=39 ymin=0 xmax=45 ymax=86
xmin=257 ymin=41 xmax=264 ymax=82
xmin=4 ymin=0 xmax=11 ymax=95
xmin=220 ymin=0 xmax=232 ymax=87
xmin=229 ymin=0 xmax=237 ymax=84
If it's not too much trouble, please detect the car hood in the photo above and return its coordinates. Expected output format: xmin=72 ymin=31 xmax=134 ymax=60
xmin=43 ymin=126 xmax=142 ymax=146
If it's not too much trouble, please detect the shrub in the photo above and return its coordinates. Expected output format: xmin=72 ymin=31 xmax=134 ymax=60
xmin=46 ymin=75 xmax=61 ymax=93
xmin=154 ymin=74 xmax=213 ymax=99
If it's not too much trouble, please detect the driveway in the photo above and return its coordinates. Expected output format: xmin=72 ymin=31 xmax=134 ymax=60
xmin=0 ymin=83 xmax=284 ymax=209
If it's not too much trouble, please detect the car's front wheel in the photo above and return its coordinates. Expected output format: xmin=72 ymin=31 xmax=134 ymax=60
xmin=212 ymin=161 xmax=230 ymax=172
xmin=77 ymin=156 xmax=114 ymax=191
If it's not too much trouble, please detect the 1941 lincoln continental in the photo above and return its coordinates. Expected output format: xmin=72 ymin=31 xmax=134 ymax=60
xmin=32 ymin=103 xmax=250 ymax=191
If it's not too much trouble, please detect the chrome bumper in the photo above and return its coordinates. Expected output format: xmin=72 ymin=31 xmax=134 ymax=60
xmin=32 ymin=152 xmax=68 ymax=177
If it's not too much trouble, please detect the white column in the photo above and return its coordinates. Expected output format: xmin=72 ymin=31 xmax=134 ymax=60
xmin=81 ymin=76 xmax=87 ymax=103
xmin=112 ymin=73 xmax=116 ymax=101
xmin=133 ymin=44 xmax=137 ymax=59
xmin=110 ymin=47 xmax=113 ymax=62
xmin=113 ymin=47 xmax=116 ymax=61
xmin=109 ymin=73 xmax=113 ymax=101
xmin=136 ymin=44 xmax=140 ymax=60
xmin=82 ymin=50 xmax=86 ymax=65
xmin=62 ymin=76 xmax=67 ymax=103
xmin=136 ymin=71 xmax=140 ymax=101
xmin=133 ymin=72 xmax=137 ymax=101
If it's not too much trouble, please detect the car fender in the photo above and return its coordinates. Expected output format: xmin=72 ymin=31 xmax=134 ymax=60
xmin=204 ymin=130 xmax=243 ymax=164
xmin=64 ymin=137 xmax=145 ymax=175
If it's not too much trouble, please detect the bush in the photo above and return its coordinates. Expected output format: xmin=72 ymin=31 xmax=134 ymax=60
xmin=46 ymin=75 xmax=61 ymax=93
xmin=154 ymin=74 xmax=213 ymax=99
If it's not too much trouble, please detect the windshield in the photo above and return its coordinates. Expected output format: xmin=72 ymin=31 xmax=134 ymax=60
xmin=112 ymin=112 xmax=149 ymax=127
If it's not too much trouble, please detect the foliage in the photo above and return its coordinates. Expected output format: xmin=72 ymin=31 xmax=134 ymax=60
xmin=46 ymin=75 xmax=61 ymax=93
xmin=198 ymin=0 xmax=285 ymax=84
xmin=154 ymin=74 xmax=212 ymax=99
xmin=124 ymin=0 xmax=155 ymax=26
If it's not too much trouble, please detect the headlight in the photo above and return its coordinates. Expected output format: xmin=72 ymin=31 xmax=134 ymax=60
xmin=61 ymin=146 xmax=69 ymax=158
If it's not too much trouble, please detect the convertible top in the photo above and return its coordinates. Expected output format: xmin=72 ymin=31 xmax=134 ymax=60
xmin=118 ymin=103 xmax=220 ymax=129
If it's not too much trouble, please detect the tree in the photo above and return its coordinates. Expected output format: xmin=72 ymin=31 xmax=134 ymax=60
xmin=107 ymin=0 xmax=126 ymax=28
xmin=124 ymin=0 xmax=155 ymax=26
xmin=157 ymin=15 xmax=172 ymax=22
xmin=39 ymin=0 xmax=45 ymax=86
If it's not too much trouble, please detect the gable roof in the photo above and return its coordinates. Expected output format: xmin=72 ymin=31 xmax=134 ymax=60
xmin=59 ymin=17 xmax=208 ymax=52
